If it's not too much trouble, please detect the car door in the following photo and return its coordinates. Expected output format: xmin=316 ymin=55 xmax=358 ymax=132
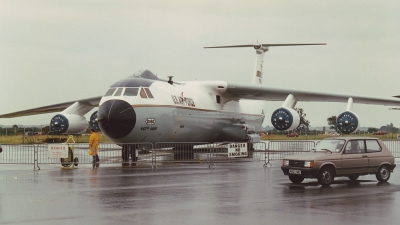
xmin=365 ymin=139 xmax=383 ymax=173
xmin=340 ymin=140 xmax=368 ymax=174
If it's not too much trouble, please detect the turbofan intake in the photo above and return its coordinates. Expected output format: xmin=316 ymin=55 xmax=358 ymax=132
xmin=89 ymin=111 xmax=100 ymax=131
xmin=336 ymin=111 xmax=359 ymax=134
xmin=50 ymin=113 xmax=88 ymax=134
xmin=271 ymin=107 xmax=300 ymax=131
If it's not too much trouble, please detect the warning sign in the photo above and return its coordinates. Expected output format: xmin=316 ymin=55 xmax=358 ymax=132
xmin=48 ymin=144 xmax=68 ymax=158
xmin=228 ymin=143 xmax=248 ymax=158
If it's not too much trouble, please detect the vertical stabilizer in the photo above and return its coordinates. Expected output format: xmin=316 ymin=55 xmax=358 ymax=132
xmin=251 ymin=44 xmax=269 ymax=85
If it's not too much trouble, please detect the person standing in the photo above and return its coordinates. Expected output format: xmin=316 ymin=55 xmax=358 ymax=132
xmin=89 ymin=129 xmax=100 ymax=168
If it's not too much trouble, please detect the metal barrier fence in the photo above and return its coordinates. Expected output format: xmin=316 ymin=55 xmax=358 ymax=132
xmin=152 ymin=142 xmax=267 ymax=168
xmin=264 ymin=141 xmax=317 ymax=167
xmin=382 ymin=140 xmax=400 ymax=158
xmin=266 ymin=141 xmax=316 ymax=160
xmin=1 ymin=140 xmax=400 ymax=169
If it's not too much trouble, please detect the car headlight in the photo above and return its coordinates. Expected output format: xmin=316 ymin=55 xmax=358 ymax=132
xmin=282 ymin=160 xmax=289 ymax=166
xmin=304 ymin=161 xmax=314 ymax=168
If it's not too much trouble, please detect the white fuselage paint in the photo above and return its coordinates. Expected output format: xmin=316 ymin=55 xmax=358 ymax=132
xmin=99 ymin=80 xmax=265 ymax=144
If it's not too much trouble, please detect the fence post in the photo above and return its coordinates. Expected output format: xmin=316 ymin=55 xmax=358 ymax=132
xmin=264 ymin=142 xmax=272 ymax=167
xmin=34 ymin=145 xmax=40 ymax=170
xmin=208 ymin=144 xmax=216 ymax=169
xmin=151 ymin=143 xmax=157 ymax=169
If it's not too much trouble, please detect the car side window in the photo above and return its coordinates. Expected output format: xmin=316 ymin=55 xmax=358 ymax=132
xmin=366 ymin=140 xmax=382 ymax=153
xmin=344 ymin=140 xmax=365 ymax=154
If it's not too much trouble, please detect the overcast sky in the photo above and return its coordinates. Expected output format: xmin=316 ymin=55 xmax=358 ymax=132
xmin=1 ymin=0 xmax=400 ymax=129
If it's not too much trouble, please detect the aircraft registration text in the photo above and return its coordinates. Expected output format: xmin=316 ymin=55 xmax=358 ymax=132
xmin=171 ymin=95 xmax=196 ymax=107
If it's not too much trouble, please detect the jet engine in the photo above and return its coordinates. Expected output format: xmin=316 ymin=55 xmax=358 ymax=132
xmin=336 ymin=98 xmax=360 ymax=134
xmin=271 ymin=107 xmax=300 ymax=131
xmin=336 ymin=111 xmax=359 ymax=134
xmin=89 ymin=111 xmax=100 ymax=131
xmin=50 ymin=114 xmax=88 ymax=134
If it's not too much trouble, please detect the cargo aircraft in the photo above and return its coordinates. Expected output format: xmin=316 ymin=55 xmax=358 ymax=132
xmin=2 ymin=43 xmax=400 ymax=148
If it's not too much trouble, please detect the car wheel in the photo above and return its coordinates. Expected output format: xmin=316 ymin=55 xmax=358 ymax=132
xmin=348 ymin=175 xmax=359 ymax=181
xmin=289 ymin=176 xmax=304 ymax=184
xmin=318 ymin=166 xmax=335 ymax=186
xmin=376 ymin=165 xmax=391 ymax=182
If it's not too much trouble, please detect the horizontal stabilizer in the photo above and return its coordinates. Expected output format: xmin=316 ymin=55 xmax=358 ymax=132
xmin=204 ymin=43 xmax=326 ymax=49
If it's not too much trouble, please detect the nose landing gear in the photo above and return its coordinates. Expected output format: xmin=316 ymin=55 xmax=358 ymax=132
xmin=122 ymin=144 xmax=139 ymax=166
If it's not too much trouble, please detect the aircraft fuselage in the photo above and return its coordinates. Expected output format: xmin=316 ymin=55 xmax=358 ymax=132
xmin=97 ymin=71 xmax=265 ymax=144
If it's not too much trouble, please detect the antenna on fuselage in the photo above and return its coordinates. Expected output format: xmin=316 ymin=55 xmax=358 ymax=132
xmin=168 ymin=76 xmax=174 ymax=85
xmin=204 ymin=43 xmax=326 ymax=85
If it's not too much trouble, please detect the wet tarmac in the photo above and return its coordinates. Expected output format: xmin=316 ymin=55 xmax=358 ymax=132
xmin=1 ymin=160 xmax=400 ymax=225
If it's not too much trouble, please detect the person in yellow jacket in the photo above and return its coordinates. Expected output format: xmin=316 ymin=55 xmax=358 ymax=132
xmin=89 ymin=129 xmax=100 ymax=168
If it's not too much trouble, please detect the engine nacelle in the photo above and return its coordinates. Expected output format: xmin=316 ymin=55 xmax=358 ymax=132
xmin=89 ymin=111 xmax=100 ymax=131
xmin=50 ymin=113 xmax=88 ymax=134
xmin=221 ymin=124 xmax=256 ymax=141
xmin=271 ymin=107 xmax=300 ymax=131
xmin=336 ymin=111 xmax=359 ymax=134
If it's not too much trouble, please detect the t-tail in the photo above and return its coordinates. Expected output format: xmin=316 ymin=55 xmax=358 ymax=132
xmin=204 ymin=43 xmax=326 ymax=85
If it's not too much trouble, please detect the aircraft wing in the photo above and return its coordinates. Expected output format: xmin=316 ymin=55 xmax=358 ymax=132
xmin=0 ymin=96 xmax=102 ymax=118
xmin=223 ymin=83 xmax=400 ymax=106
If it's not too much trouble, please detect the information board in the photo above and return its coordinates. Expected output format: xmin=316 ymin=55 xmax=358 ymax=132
xmin=228 ymin=143 xmax=248 ymax=158
xmin=48 ymin=144 xmax=69 ymax=158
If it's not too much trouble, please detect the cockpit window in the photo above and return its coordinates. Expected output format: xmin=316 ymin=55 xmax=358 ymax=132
xmin=123 ymin=88 xmax=139 ymax=96
xmin=140 ymin=88 xmax=147 ymax=98
xmin=114 ymin=88 xmax=123 ymax=96
xmin=104 ymin=88 xmax=116 ymax=97
xmin=144 ymin=88 xmax=153 ymax=98
xmin=140 ymin=87 xmax=154 ymax=99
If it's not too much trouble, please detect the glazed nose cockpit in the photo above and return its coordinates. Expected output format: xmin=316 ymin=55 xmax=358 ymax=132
xmin=97 ymin=70 xmax=157 ymax=140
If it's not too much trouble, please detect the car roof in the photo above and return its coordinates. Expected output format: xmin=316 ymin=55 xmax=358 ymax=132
xmin=323 ymin=136 xmax=379 ymax=141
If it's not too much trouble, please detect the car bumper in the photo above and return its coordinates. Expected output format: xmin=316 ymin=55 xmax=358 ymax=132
xmin=281 ymin=166 xmax=319 ymax=178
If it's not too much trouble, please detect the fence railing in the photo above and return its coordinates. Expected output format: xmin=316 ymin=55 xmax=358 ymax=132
xmin=1 ymin=140 xmax=400 ymax=169
xmin=381 ymin=140 xmax=400 ymax=158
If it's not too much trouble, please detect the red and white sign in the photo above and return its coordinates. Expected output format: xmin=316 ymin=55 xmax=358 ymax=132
xmin=48 ymin=144 xmax=68 ymax=158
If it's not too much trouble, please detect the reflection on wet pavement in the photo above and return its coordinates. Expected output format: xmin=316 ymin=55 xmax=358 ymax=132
xmin=1 ymin=161 xmax=400 ymax=225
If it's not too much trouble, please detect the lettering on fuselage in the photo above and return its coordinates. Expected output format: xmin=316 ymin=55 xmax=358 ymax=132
xmin=171 ymin=95 xmax=196 ymax=107
xmin=140 ymin=127 xmax=157 ymax=131
xmin=146 ymin=118 xmax=156 ymax=125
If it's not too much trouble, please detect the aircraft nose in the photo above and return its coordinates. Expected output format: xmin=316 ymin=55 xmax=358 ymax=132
xmin=98 ymin=100 xmax=136 ymax=139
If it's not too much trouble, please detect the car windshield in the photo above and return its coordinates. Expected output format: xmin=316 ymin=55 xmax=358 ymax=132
xmin=313 ymin=139 xmax=345 ymax=153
